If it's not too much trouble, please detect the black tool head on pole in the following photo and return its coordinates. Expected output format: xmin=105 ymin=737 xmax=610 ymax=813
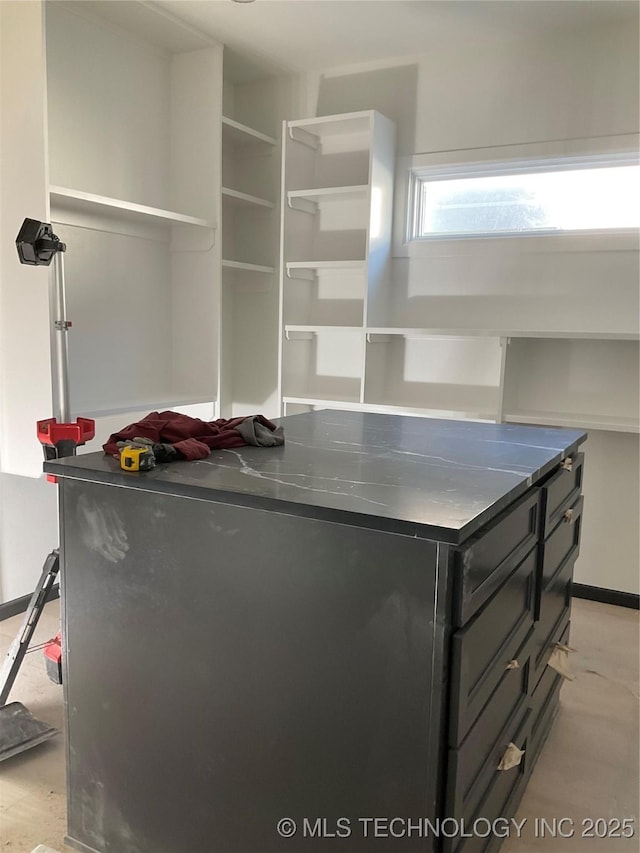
xmin=16 ymin=218 xmax=66 ymax=266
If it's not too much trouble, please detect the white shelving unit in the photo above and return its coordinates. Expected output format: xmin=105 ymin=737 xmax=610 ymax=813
xmin=219 ymin=47 xmax=297 ymax=418
xmin=503 ymin=337 xmax=640 ymax=433
xmin=50 ymin=186 xmax=216 ymax=229
xmin=278 ymin=110 xmax=396 ymax=413
xmin=44 ymin=3 xmax=301 ymax=431
xmin=45 ymin=1 xmax=221 ymax=428
xmin=221 ymin=187 xmax=275 ymax=211
xmin=221 ymin=116 xmax=277 ymax=149
xmin=222 ymin=260 xmax=276 ymax=275
xmin=363 ymin=332 xmax=504 ymax=420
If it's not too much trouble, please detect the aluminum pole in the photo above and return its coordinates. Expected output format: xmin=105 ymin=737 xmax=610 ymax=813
xmin=52 ymin=251 xmax=71 ymax=425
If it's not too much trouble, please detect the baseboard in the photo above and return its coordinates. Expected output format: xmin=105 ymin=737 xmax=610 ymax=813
xmin=573 ymin=583 xmax=639 ymax=610
xmin=0 ymin=584 xmax=60 ymax=621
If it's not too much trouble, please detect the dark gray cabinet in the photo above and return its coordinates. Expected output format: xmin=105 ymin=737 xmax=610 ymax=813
xmin=46 ymin=410 xmax=586 ymax=853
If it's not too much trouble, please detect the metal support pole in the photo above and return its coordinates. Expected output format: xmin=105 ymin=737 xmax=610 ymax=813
xmin=52 ymin=252 xmax=71 ymax=425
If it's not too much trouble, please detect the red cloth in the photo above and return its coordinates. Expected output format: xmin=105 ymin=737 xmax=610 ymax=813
xmin=103 ymin=411 xmax=280 ymax=461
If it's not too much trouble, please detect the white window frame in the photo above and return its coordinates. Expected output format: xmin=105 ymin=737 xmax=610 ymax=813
xmin=393 ymin=135 xmax=640 ymax=258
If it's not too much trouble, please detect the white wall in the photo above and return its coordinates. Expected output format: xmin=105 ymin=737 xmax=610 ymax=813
xmin=316 ymin=17 xmax=640 ymax=594
xmin=0 ymin=4 xmax=637 ymax=604
xmin=0 ymin=1 xmax=59 ymax=603
xmin=0 ymin=0 xmax=52 ymax=478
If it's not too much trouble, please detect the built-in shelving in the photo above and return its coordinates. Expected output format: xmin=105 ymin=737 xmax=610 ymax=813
xmin=282 ymin=396 xmax=495 ymax=422
xmin=502 ymin=337 xmax=639 ymax=435
xmin=222 ymin=187 xmax=274 ymax=209
xmin=218 ymin=47 xmax=294 ymax=419
xmin=366 ymin=327 xmax=640 ymax=341
xmin=284 ymin=325 xmax=363 ymax=336
xmin=50 ymin=185 xmax=215 ymax=228
xmin=287 ymin=113 xmax=372 ymax=141
xmin=77 ymin=394 xmax=217 ymax=420
xmin=279 ymin=111 xmax=395 ymax=415
xmin=287 ymin=185 xmax=368 ymax=210
xmin=504 ymin=411 xmax=640 ymax=434
xmin=222 ymin=259 xmax=275 ymax=274
xmin=286 ymin=260 xmax=366 ymax=277
xmin=222 ymin=115 xmax=276 ymax=148
xmin=44 ymin=2 xmax=221 ymax=424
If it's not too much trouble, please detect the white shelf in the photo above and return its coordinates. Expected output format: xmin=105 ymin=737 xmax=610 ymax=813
xmin=285 ymin=325 xmax=363 ymax=335
xmin=222 ymin=187 xmax=274 ymax=209
xmin=504 ymin=411 xmax=640 ymax=433
xmin=283 ymin=397 xmax=495 ymax=422
xmin=222 ymin=116 xmax=276 ymax=148
xmin=287 ymin=185 xmax=368 ymax=206
xmin=286 ymin=260 xmax=366 ymax=277
xmin=76 ymin=394 xmax=217 ymax=419
xmin=366 ymin=327 xmax=640 ymax=341
xmin=287 ymin=112 xmax=372 ymax=139
xmin=222 ymin=259 xmax=275 ymax=274
xmin=49 ymin=186 xmax=215 ymax=228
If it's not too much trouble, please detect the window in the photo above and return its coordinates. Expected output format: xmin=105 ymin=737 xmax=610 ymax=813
xmin=410 ymin=157 xmax=640 ymax=239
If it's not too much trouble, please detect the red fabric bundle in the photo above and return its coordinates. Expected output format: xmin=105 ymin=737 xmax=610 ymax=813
xmin=103 ymin=411 xmax=281 ymax=461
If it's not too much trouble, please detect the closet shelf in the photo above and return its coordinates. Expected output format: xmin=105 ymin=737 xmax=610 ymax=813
xmin=49 ymin=186 xmax=215 ymax=228
xmin=283 ymin=396 xmax=495 ymax=422
xmin=504 ymin=411 xmax=640 ymax=434
xmin=222 ymin=116 xmax=276 ymax=148
xmin=286 ymin=260 xmax=365 ymax=278
xmin=287 ymin=185 xmax=368 ymax=208
xmin=222 ymin=259 xmax=275 ymax=274
xmin=284 ymin=325 xmax=363 ymax=336
xmin=222 ymin=187 xmax=274 ymax=209
xmin=76 ymin=394 xmax=217 ymax=419
xmin=366 ymin=327 xmax=640 ymax=341
xmin=287 ymin=112 xmax=372 ymax=140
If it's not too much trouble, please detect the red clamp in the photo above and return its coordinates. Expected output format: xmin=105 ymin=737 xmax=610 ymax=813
xmin=37 ymin=417 xmax=95 ymax=447
xmin=38 ymin=417 xmax=96 ymax=482
xmin=44 ymin=631 xmax=63 ymax=684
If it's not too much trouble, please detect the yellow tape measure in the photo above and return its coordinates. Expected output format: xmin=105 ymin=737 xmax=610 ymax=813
xmin=120 ymin=445 xmax=155 ymax=472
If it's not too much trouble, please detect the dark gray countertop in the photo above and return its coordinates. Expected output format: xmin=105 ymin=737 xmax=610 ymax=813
xmin=45 ymin=410 xmax=586 ymax=544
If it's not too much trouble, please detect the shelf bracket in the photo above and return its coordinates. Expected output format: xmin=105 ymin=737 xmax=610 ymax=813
xmin=287 ymin=197 xmax=318 ymax=215
xmin=285 ymin=330 xmax=315 ymax=341
xmin=366 ymin=333 xmax=391 ymax=344
xmin=170 ymin=224 xmax=216 ymax=253
xmin=288 ymin=126 xmax=320 ymax=149
xmin=286 ymin=267 xmax=318 ymax=282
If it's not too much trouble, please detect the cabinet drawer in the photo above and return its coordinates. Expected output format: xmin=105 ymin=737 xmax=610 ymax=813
xmin=532 ymin=561 xmax=572 ymax=690
xmin=539 ymin=494 xmax=583 ymax=593
xmin=454 ymin=489 xmax=541 ymax=627
xmin=445 ymin=709 xmax=531 ymax=853
xmin=529 ymin=622 xmax=570 ymax=767
xmin=447 ymin=630 xmax=533 ymax=819
xmin=541 ymin=453 xmax=584 ymax=539
xmin=449 ymin=548 xmax=537 ymax=747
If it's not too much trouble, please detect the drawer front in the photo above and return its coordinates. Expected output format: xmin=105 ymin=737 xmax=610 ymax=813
xmin=455 ymin=489 xmax=541 ymax=627
xmin=449 ymin=548 xmax=537 ymax=747
xmin=447 ymin=630 xmax=534 ymax=818
xmin=541 ymin=453 xmax=584 ymax=539
xmin=531 ymin=494 xmax=581 ymax=678
xmin=532 ymin=591 xmax=572 ymax=693
xmin=529 ymin=622 xmax=570 ymax=767
xmin=540 ymin=494 xmax=583 ymax=591
xmin=445 ymin=710 xmax=531 ymax=853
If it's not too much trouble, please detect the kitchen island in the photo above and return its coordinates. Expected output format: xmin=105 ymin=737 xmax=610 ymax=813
xmin=45 ymin=410 xmax=586 ymax=853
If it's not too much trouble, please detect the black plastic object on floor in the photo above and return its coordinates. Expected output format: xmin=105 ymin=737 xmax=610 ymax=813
xmin=0 ymin=702 xmax=58 ymax=761
xmin=0 ymin=549 xmax=61 ymax=762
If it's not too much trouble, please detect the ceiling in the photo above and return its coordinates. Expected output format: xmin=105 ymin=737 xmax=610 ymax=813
xmin=154 ymin=0 xmax=639 ymax=74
